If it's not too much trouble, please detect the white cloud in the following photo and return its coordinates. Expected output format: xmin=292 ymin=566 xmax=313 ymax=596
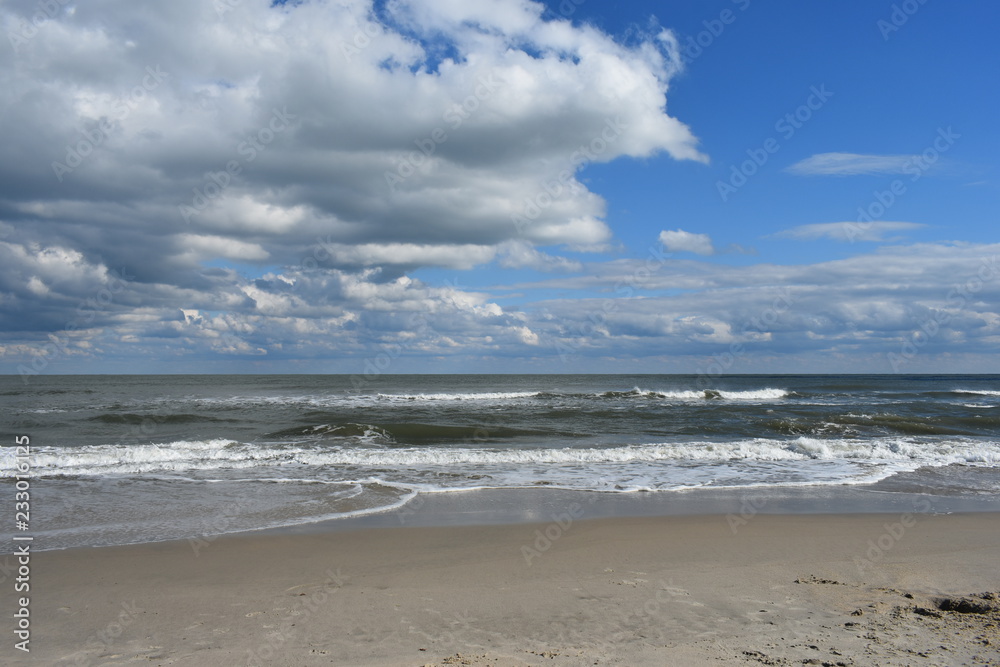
xmin=1 ymin=2 xmax=996 ymax=373
xmin=658 ymin=229 xmax=715 ymax=255
xmin=514 ymin=242 xmax=1000 ymax=370
xmin=179 ymin=234 xmax=270 ymax=261
xmin=0 ymin=0 xmax=714 ymax=370
xmin=786 ymin=152 xmax=922 ymax=176
xmin=497 ymin=240 xmax=583 ymax=272
xmin=774 ymin=221 xmax=926 ymax=243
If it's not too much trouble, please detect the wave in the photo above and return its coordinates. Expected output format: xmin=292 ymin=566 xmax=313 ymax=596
xmin=267 ymin=422 xmax=553 ymax=443
xmin=86 ymin=413 xmax=235 ymax=424
xmin=1 ymin=388 xmax=96 ymax=396
xmin=952 ymin=389 xmax=1000 ymax=397
xmin=375 ymin=391 xmax=539 ymax=401
xmin=604 ymin=387 xmax=791 ymax=401
xmin=267 ymin=422 xmax=394 ymax=440
xmin=597 ymin=387 xmax=790 ymax=401
xmin=708 ymin=388 xmax=791 ymax=400
xmin=171 ymin=386 xmax=793 ymax=408
xmin=5 ymin=436 xmax=997 ymax=479
xmin=377 ymin=387 xmax=792 ymax=402
xmin=0 ymin=439 xmax=253 ymax=477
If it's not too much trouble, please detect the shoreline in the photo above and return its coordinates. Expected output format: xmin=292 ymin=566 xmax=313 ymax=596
xmin=5 ymin=494 xmax=1000 ymax=665
xmin=291 ymin=482 xmax=1000 ymax=535
xmin=12 ymin=480 xmax=1000 ymax=554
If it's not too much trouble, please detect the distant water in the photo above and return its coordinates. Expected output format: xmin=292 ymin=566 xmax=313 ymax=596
xmin=2 ymin=374 xmax=999 ymax=550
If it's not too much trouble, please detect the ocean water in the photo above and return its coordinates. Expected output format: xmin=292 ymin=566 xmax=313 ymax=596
xmin=2 ymin=374 xmax=1000 ymax=550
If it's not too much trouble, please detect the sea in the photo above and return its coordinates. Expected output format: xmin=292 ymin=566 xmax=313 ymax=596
xmin=2 ymin=374 xmax=1000 ymax=550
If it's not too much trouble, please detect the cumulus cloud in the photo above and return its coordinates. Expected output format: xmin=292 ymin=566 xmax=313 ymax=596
xmin=0 ymin=0 xmax=707 ymax=369
xmin=658 ymin=229 xmax=715 ymax=255
xmin=774 ymin=222 xmax=926 ymax=243
xmin=786 ymin=152 xmax=923 ymax=176
xmin=2 ymin=2 xmax=995 ymax=373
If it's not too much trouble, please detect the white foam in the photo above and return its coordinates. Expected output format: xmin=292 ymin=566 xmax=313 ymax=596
xmin=620 ymin=388 xmax=791 ymax=401
xmin=650 ymin=390 xmax=704 ymax=399
xmin=375 ymin=391 xmax=540 ymax=401
xmin=953 ymin=389 xmax=1000 ymax=397
xmin=0 ymin=439 xmax=264 ymax=477
xmin=6 ymin=435 xmax=998 ymax=479
xmin=715 ymin=388 xmax=790 ymax=400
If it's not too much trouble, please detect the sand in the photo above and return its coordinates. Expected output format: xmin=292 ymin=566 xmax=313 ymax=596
xmin=5 ymin=508 xmax=1000 ymax=666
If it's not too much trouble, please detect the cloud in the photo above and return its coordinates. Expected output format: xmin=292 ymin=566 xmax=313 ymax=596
xmin=786 ymin=152 xmax=922 ymax=176
xmin=0 ymin=0 xmax=706 ymax=273
xmin=497 ymin=240 xmax=583 ymax=272
xmin=2 ymin=238 xmax=999 ymax=372
xmin=511 ymin=242 xmax=1000 ymax=371
xmin=1 ymin=2 xmax=996 ymax=373
xmin=658 ymin=229 xmax=715 ymax=255
xmin=0 ymin=0 xmax=709 ymax=369
xmin=774 ymin=222 xmax=927 ymax=243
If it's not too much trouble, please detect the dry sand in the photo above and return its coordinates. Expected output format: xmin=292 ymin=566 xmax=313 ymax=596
xmin=5 ymin=511 xmax=1000 ymax=666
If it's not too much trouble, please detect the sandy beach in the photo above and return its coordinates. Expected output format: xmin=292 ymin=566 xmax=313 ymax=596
xmin=5 ymin=499 xmax=1000 ymax=666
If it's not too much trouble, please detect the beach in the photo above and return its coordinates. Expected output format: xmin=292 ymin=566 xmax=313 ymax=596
xmin=3 ymin=0 xmax=999 ymax=658
xmin=3 ymin=375 xmax=999 ymax=664
xmin=5 ymin=491 xmax=1000 ymax=666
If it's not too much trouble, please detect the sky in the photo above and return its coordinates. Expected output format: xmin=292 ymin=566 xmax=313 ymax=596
xmin=0 ymin=0 xmax=998 ymax=376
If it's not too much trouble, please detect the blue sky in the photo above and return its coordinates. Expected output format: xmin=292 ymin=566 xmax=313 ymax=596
xmin=0 ymin=0 xmax=998 ymax=375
